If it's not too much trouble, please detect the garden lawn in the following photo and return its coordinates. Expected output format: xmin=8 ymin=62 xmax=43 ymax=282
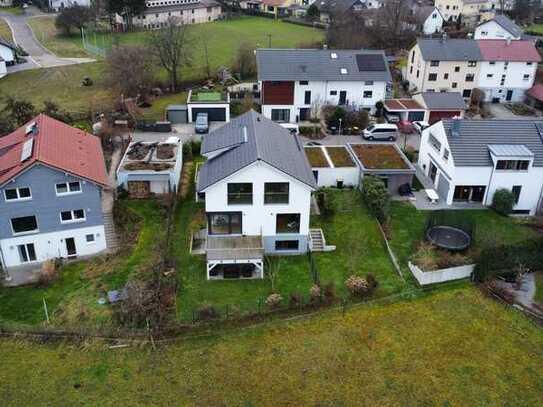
xmin=2 ymin=287 xmax=543 ymax=405
xmin=311 ymin=190 xmax=406 ymax=296
xmin=535 ymin=272 xmax=543 ymax=305
xmin=527 ymin=24 xmax=543 ymax=34
xmin=0 ymin=201 xmax=164 ymax=328
xmin=0 ymin=17 xmax=13 ymax=42
xmin=0 ymin=6 xmax=23 ymax=15
xmin=173 ymin=163 xmax=313 ymax=321
xmin=27 ymin=16 xmax=90 ymax=58
xmin=389 ymin=202 xmax=539 ymax=270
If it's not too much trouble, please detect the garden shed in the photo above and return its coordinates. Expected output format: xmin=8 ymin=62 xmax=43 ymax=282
xmin=117 ymin=137 xmax=183 ymax=198
xmin=304 ymin=145 xmax=359 ymax=188
xmin=348 ymin=143 xmax=415 ymax=194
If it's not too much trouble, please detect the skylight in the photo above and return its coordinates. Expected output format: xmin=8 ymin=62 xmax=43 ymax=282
xmin=340 ymin=68 xmax=348 ymax=74
xmin=25 ymin=122 xmax=36 ymax=135
xmin=331 ymin=52 xmax=338 ymax=59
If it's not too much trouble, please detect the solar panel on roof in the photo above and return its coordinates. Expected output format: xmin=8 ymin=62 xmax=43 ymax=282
xmin=356 ymin=54 xmax=386 ymax=72
xmin=20 ymin=138 xmax=34 ymax=162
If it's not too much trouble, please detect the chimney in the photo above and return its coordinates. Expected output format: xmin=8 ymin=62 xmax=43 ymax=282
xmin=506 ymin=37 xmax=511 ymax=46
xmin=451 ymin=117 xmax=461 ymax=137
xmin=323 ymin=44 xmax=328 ymax=50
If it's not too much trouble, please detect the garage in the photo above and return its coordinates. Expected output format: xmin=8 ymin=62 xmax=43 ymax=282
xmin=166 ymin=105 xmax=188 ymax=124
xmin=429 ymin=110 xmax=461 ymax=124
xmin=191 ymin=107 xmax=226 ymax=122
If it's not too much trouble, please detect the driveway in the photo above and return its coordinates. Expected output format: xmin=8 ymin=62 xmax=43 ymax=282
xmin=0 ymin=7 xmax=94 ymax=71
xmin=132 ymin=122 xmax=226 ymax=143
xmin=487 ymin=103 xmax=542 ymax=120
xmin=299 ymin=132 xmax=421 ymax=151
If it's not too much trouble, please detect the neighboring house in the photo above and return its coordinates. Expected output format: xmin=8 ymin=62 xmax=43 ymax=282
xmin=49 ymin=0 xmax=91 ymax=11
xmin=435 ymin=0 xmax=492 ymax=24
xmin=256 ymin=48 xmax=391 ymax=123
xmin=415 ymin=6 xmax=444 ymax=35
xmin=418 ymin=119 xmax=543 ymax=215
xmin=315 ymin=0 xmax=382 ymax=23
xmin=477 ymin=39 xmax=540 ymax=103
xmin=0 ymin=36 xmax=17 ymax=66
xmin=132 ymin=0 xmax=222 ymax=29
xmin=196 ymin=110 xmax=316 ymax=280
xmin=405 ymin=37 xmax=540 ymax=101
xmin=117 ymin=137 xmax=183 ymax=198
xmin=0 ymin=1 xmax=13 ymax=7
xmin=412 ymin=92 xmax=466 ymax=123
xmin=474 ymin=14 xmax=523 ymax=40
xmin=0 ymin=115 xmax=109 ymax=275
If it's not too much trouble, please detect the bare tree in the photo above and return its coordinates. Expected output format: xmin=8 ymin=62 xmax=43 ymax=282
xmin=148 ymin=20 xmax=193 ymax=92
xmin=202 ymin=34 xmax=212 ymax=79
xmin=232 ymin=41 xmax=257 ymax=80
xmin=106 ymin=45 xmax=156 ymax=97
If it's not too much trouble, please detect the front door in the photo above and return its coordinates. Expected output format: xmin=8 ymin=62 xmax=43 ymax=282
xmin=428 ymin=162 xmax=438 ymax=184
xmin=339 ymin=91 xmax=347 ymax=105
xmin=65 ymin=238 xmax=77 ymax=257
xmin=506 ymin=90 xmax=513 ymax=101
xmin=471 ymin=186 xmax=486 ymax=202
xmin=299 ymin=108 xmax=311 ymax=121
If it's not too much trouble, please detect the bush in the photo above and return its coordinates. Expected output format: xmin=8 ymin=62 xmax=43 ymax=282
xmin=197 ymin=302 xmax=219 ymax=321
xmin=366 ymin=273 xmax=378 ymax=290
xmin=38 ymin=259 xmax=59 ymax=287
xmin=322 ymin=282 xmax=336 ymax=305
xmin=299 ymin=126 xmax=321 ymax=136
xmin=345 ymin=110 xmax=369 ymax=131
xmin=361 ymin=176 xmax=390 ymax=223
xmin=265 ymin=293 xmax=283 ymax=309
xmin=289 ymin=292 xmax=303 ymax=308
xmin=316 ymin=189 xmax=336 ymax=219
xmin=309 ymin=284 xmax=322 ymax=305
xmin=492 ymin=188 xmax=515 ymax=216
xmin=345 ymin=275 xmax=370 ymax=298
xmin=324 ymin=106 xmax=347 ymax=129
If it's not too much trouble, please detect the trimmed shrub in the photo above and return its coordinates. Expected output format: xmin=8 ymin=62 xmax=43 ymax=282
xmin=265 ymin=293 xmax=283 ymax=309
xmin=309 ymin=284 xmax=322 ymax=305
xmin=361 ymin=175 xmax=390 ymax=223
xmin=345 ymin=275 xmax=370 ymax=298
xmin=492 ymin=188 xmax=515 ymax=216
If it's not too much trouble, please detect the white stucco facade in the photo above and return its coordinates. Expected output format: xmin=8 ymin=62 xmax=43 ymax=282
xmin=474 ymin=20 xmax=521 ymax=40
xmin=133 ymin=1 xmax=222 ymax=28
xmin=476 ymin=60 xmax=537 ymax=102
xmin=422 ymin=8 xmax=444 ymax=35
xmin=0 ymin=225 xmax=107 ymax=269
xmin=418 ymin=122 xmax=543 ymax=214
xmin=0 ymin=59 xmax=6 ymax=79
xmin=49 ymin=0 xmax=91 ymax=11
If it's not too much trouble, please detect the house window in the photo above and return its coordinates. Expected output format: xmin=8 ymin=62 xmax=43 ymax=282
xmin=481 ymin=31 xmax=488 ymax=36
xmin=428 ymin=73 xmax=437 ymax=81
xmin=86 ymin=234 xmax=95 ymax=243
xmin=60 ymin=209 xmax=86 ymax=223
xmin=416 ymin=70 xmax=420 ymax=78
xmin=496 ymin=160 xmax=530 ymax=171
xmin=452 ymin=82 xmax=458 ymax=88
xmin=487 ymin=74 xmax=493 ymax=78
xmin=330 ymin=90 xmax=337 ymax=96
xmin=411 ymin=50 xmax=415 ymax=63
xmin=364 ymin=81 xmax=374 ymax=85
xmin=462 ymin=89 xmax=472 ymax=98
xmin=454 ymin=66 xmax=460 ymax=72
xmin=523 ymin=74 xmax=530 ymax=81
xmin=443 ymin=149 xmax=449 ymax=161
xmin=468 ymin=61 xmax=477 ymax=67
xmin=227 ymin=183 xmax=253 ymax=205
xmin=11 ymin=216 xmax=38 ymax=234
xmin=275 ymin=240 xmax=300 ymax=251
xmin=444 ymin=73 xmax=449 ymax=80
xmin=429 ymin=134 xmax=441 ymax=152
xmin=299 ymin=80 xmax=309 ymax=85
xmin=304 ymin=90 xmax=311 ymax=104
xmin=489 ymin=61 xmax=495 ymax=65
xmin=18 ymin=243 xmax=37 ymax=263
xmin=410 ymin=66 xmax=413 ymax=74
xmin=271 ymin=109 xmax=290 ymax=122
xmin=4 ymin=187 xmax=32 ymax=201
xmin=527 ymin=62 xmax=533 ymax=66
xmin=264 ymin=182 xmax=289 ymax=204
xmin=276 ymin=213 xmax=300 ymax=234
xmin=430 ymin=60 xmax=439 ymax=67
xmin=512 ymin=185 xmax=522 ymax=204
xmin=208 ymin=212 xmax=242 ymax=235
xmin=56 ymin=181 xmax=81 ymax=195
xmin=465 ymin=73 xmax=474 ymax=82
xmin=363 ymin=91 xmax=373 ymax=98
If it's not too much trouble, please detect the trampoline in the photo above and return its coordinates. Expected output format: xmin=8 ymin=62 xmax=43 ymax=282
xmin=426 ymin=225 xmax=471 ymax=251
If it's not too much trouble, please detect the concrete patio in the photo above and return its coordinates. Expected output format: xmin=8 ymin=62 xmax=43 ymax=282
xmin=1 ymin=263 xmax=41 ymax=287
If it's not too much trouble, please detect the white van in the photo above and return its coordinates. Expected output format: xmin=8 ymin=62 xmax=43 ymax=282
xmin=362 ymin=123 xmax=398 ymax=141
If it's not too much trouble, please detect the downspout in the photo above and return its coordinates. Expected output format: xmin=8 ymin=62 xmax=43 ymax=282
xmin=484 ymin=161 xmax=496 ymax=206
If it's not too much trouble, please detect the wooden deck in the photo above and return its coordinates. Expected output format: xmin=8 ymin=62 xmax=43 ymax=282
xmin=206 ymin=235 xmax=264 ymax=261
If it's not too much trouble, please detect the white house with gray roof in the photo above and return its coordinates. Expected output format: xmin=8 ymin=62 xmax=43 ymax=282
xmin=474 ymin=14 xmax=523 ymax=40
xmin=196 ymin=110 xmax=317 ymax=280
xmin=256 ymin=48 xmax=391 ymax=123
xmin=418 ymin=119 xmax=543 ymax=214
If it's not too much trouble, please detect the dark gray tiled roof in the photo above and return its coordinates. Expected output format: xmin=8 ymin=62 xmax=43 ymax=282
xmin=256 ymin=49 xmax=391 ymax=82
xmin=198 ymin=110 xmax=317 ymax=191
xmin=315 ymin=0 xmax=361 ymax=14
xmin=419 ymin=92 xmax=466 ymax=110
xmin=418 ymin=38 xmax=483 ymax=61
xmin=487 ymin=14 xmax=523 ymax=38
xmin=441 ymin=119 xmax=543 ymax=167
xmin=143 ymin=0 xmax=219 ymax=14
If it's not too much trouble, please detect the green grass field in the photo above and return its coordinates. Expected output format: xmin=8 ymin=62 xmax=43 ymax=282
xmin=27 ymin=16 xmax=90 ymax=58
xmin=527 ymin=24 xmax=543 ymax=34
xmin=0 ymin=17 xmax=13 ymax=42
xmin=1 ymin=286 xmax=542 ymax=405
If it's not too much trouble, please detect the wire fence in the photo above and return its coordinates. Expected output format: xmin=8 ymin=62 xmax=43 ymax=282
xmin=81 ymin=28 xmax=110 ymax=58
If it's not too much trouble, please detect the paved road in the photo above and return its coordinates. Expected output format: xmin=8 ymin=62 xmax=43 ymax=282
xmin=0 ymin=7 xmax=94 ymax=71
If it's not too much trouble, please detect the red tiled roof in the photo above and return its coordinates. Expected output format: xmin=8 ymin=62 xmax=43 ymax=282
xmin=0 ymin=114 xmax=108 ymax=187
xmin=528 ymin=83 xmax=543 ymax=102
xmin=477 ymin=40 xmax=542 ymax=62
xmin=384 ymin=98 xmax=424 ymax=111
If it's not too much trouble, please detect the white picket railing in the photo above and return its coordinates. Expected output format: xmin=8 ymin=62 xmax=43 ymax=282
xmin=408 ymin=262 xmax=475 ymax=286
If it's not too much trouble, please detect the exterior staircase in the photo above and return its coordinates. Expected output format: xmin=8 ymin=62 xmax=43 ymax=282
xmin=309 ymin=228 xmax=336 ymax=252
xmin=103 ymin=212 xmax=120 ymax=253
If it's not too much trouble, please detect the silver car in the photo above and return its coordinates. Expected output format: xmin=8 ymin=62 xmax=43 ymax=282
xmin=195 ymin=113 xmax=209 ymax=134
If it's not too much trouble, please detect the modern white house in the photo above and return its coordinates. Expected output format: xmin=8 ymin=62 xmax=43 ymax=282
xmin=474 ymin=14 xmax=523 ymax=40
xmin=418 ymin=119 xmax=543 ymax=215
xmin=0 ymin=1 xmax=13 ymax=7
xmin=0 ymin=36 xmax=16 ymax=66
xmin=256 ymin=48 xmax=391 ymax=123
xmin=196 ymin=110 xmax=317 ymax=279
xmin=132 ymin=0 xmax=222 ymax=29
xmin=0 ymin=115 xmax=110 ymax=278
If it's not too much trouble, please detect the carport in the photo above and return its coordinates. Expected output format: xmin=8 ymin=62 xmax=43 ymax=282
xmin=384 ymin=99 xmax=426 ymax=122
xmin=187 ymin=89 xmax=230 ymax=123
xmin=413 ymin=92 xmax=466 ymax=124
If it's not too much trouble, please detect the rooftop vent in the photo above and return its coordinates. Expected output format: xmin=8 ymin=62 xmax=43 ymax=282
xmin=25 ymin=122 xmax=37 ymax=136
xmin=331 ymin=52 xmax=338 ymax=59
xmin=340 ymin=68 xmax=348 ymax=74
xmin=20 ymin=138 xmax=34 ymax=162
xmin=243 ymin=126 xmax=248 ymax=142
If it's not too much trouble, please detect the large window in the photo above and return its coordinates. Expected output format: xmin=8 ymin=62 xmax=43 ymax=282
xmin=275 ymin=240 xmax=300 ymax=251
xmin=264 ymin=183 xmax=289 ymax=204
xmin=363 ymin=91 xmax=373 ymax=98
xmin=496 ymin=160 xmax=530 ymax=171
xmin=429 ymin=134 xmax=441 ymax=152
xmin=208 ymin=213 xmax=242 ymax=235
xmin=4 ymin=187 xmax=31 ymax=201
xmin=465 ymin=73 xmax=475 ymax=82
xmin=11 ymin=216 xmax=38 ymax=234
xmin=56 ymin=181 xmax=81 ymax=195
xmin=276 ymin=213 xmax=300 ymax=234
xmin=271 ymin=109 xmax=290 ymax=122
xmin=18 ymin=243 xmax=37 ymax=263
xmin=60 ymin=209 xmax=86 ymax=223
xmin=430 ymin=60 xmax=439 ymax=67
xmin=428 ymin=73 xmax=437 ymax=81
xmin=227 ymin=183 xmax=253 ymax=205
xmin=512 ymin=185 xmax=522 ymax=204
